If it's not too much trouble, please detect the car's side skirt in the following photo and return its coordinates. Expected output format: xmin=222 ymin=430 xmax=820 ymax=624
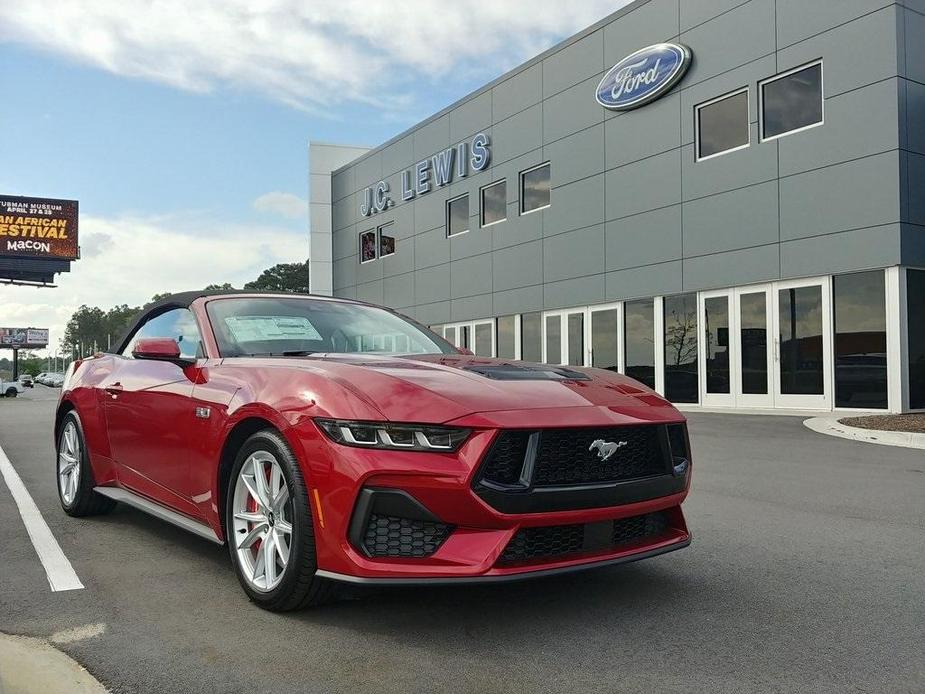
xmin=94 ymin=486 xmax=223 ymax=545
xmin=315 ymin=536 xmax=691 ymax=586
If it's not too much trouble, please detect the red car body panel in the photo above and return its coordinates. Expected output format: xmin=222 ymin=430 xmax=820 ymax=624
xmin=57 ymin=293 xmax=692 ymax=583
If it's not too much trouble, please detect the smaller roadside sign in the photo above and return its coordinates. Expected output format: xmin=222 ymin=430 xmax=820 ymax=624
xmin=0 ymin=195 xmax=78 ymax=260
xmin=0 ymin=327 xmax=49 ymax=348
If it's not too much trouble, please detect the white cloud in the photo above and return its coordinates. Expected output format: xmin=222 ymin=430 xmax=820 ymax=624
xmin=0 ymin=1 xmax=625 ymax=113
xmin=253 ymin=192 xmax=307 ymax=219
xmin=0 ymin=213 xmax=307 ymax=355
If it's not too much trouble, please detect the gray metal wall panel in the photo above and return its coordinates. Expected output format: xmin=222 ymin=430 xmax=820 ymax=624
xmin=544 ymin=275 xmax=605 ymax=310
xmin=604 ymin=92 xmax=680 ymax=169
xmin=332 ymin=257 xmax=356 ymax=290
xmin=383 ymin=273 xmax=415 ymax=309
xmin=492 ymin=105 xmax=542 ymax=166
xmin=904 ymin=7 xmax=925 ymax=83
xmin=781 ymin=224 xmax=902 ymax=277
xmin=605 ymin=205 xmax=682 ymax=271
xmin=779 ymin=152 xmax=901 ymax=241
xmin=683 ymin=181 xmax=780 ymax=256
xmin=414 ymin=301 xmax=451 ymax=326
xmin=381 ymin=135 xmax=413 ymax=180
xmin=605 ymin=261 xmax=683 ymax=301
xmin=490 ymin=202 xmax=542 ymax=250
xmin=905 ymin=79 xmax=925 ymax=155
xmin=414 ymin=264 xmax=451 ymax=302
xmin=680 ymin=0 xmax=746 ymax=32
xmin=413 ymin=227 xmax=451 ymax=270
xmin=605 ymin=151 xmax=680 ymax=220
xmin=776 ymin=0 xmax=894 ymax=48
xmin=451 ymin=294 xmax=493 ymax=322
xmin=543 ymin=225 xmax=604 ymax=283
xmin=901 ymin=223 xmax=925 ymax=266
xmin=543 ymin=75 xmax=605 ymax=143
xmin=544 ymin=174 xmax=604 ymax=236
xmin=545 ymin=124 xmax=605 ymax=186
xmin=493 ymin=285 xmax=543 ymax=316
xmin=413 ymin=115 xmax=450 ymax=161
xmin=450 ymin=91 xmax=492 ymax=143
xmin=906 ymin=152 xmax=925 ymax=225
xmin=356 ymin=280 xmax=384 ymax=305
xmin=777 ymin=78 xmax=899 ymax=177
xmin=493 ymin=241 xmax=543 ymax=292
xmin=683 ymin=244 xmax=781 ymax=291
xmin=450 ymin=254 xmax=493 ymax=298
xmin=603 ymin=0 xmax=680 ymax=67
xmin=681 ymin=0 xmax=775 ymax=86
xmin=543 ymin=30 xmax=603 ymax=98
xmin=680 ymin=124 xmax=777 ymax=201
xmin=492 ymin=64 xmax=542 ymax=123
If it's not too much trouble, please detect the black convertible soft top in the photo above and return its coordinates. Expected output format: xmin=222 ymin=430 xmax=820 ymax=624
xmin=111 ymin=290 xmax=358 ymax=355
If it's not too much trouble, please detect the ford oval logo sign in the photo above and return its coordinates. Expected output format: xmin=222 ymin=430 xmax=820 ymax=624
xmin=596 ymin=43 xmax=692 ymax=111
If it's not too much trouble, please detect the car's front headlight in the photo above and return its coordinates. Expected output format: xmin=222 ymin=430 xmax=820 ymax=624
xmin=315 ymin=418 xmax=471 ymax=452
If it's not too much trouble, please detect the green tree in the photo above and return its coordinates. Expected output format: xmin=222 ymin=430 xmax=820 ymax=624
xmin=204 ymin=283 xmax=235 ymax=291
xmin=62 ymin=305 xmax=108 ymax=356
xmin=244 ymin=261 xmax=310 ymax=293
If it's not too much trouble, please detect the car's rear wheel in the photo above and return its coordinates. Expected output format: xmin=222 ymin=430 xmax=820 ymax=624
xmin=226 ymin=429 xmax=334 ymax=611
xmin=57 ymin=411 xmax=116 ymax=516
xmin=6 ymin=388 xmax=16 ymax=397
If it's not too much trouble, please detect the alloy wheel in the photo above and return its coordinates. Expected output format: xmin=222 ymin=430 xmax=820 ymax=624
xmin=58 ymin=421 xmax=81 ymax=505
xmin=231 ymin=451 xmax=293 ymax=592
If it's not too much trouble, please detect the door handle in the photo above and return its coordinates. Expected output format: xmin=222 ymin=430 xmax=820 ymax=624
xmin=104 ymin=382 xmax=123 ymax=397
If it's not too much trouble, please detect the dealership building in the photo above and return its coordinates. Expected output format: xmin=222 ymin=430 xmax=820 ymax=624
xmin=308 ymin=0 xmax=925 ymax=414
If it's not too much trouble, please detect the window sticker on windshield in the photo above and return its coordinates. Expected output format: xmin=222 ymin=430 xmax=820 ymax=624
xmin=224 ymin=316 xmax=322 ymax=342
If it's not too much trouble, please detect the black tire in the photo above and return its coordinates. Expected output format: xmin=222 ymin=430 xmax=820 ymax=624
xmin=6 ymin=388 xmax=16 ymax=398
xmin=225 ymin=429 xmax=335 ymax=611
xmin=56 ymin=411 xmax=116 ymax=517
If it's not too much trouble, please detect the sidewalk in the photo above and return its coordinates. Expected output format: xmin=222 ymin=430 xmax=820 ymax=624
xmin=0 ymin=633 xmax=107 ymax=694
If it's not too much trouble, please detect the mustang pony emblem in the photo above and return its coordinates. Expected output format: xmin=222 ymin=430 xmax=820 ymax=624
xmin=589 ymin=439 xmax=628 ymax=461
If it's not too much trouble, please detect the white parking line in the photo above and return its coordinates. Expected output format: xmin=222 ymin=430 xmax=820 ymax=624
xmin=0 ymin=442 xmax=84 ymax=591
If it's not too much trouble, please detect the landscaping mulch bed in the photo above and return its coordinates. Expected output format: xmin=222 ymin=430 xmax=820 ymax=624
xmin=839 ymin=414 xmax=925 ymax=434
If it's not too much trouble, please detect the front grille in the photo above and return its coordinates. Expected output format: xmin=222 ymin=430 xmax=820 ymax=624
xmin=499 ymin=511 xmax=671 ymax=565
xmin=362 ymin=513 xmax=453 ymax=558
xmin=476 ymin=425 xmax=668 ymax=489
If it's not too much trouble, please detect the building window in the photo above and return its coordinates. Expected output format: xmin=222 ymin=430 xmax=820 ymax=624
xmin=446 ymin=194 xmax=469 ymax=237
xmin=497 ymin=315 xmax=517 ymax=359
xmin=833 ymin=271 xmax=887 ymax=409
xmin=359 ymin=230 xmax=376 ymax=263
xmin=664 ymin=294 xmax=699 ymax=403
xmin=481 ymin=180 xmax=507 ymax=227
xmin=778 ymin=285 xmax=824 ymax=395
xmin=760 ymin=61 xmax=823 ymax=141
xmin=591 ymin=308 xmax=619 ymax=371
xmin=520 ymin=163 xmax=550 ymax=214
xmin=378 ymin=223 xmax=395 ymax=258
xmin=909 ymin=269 xmax=925 ymax=409
xmin=474 ymin=322 xmax=493 ymax=357
xmin=624 ymin=299 xmax=655 ymax=389
xmin=544 ymin=314 xmax=562 ymax=365
xmin=521 ymin=312 xmax=542 ymax=363
xmin=703 ymin=296 xmax=730 ymax=394
xmin=696 ymin=88 xmax=749 ymax=161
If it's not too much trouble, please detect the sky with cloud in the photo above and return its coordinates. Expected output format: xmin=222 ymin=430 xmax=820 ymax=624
xmin=0 ymin=0 xmax=624 ymax=354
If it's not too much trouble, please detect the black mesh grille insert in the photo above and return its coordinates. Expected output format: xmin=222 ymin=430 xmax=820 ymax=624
xmin=476 ymin=426 xmax=668 ymax=489
xmin=532 ymin=426 xmax=666 ymax=486
xmin=478 ymin=431 xmax=531 ymax=486
xmin=499 ymin=511 xmax=671 ymax=565
xmin=362 ymin=514 xmax=453 ymax=558
xmin=499 ymin=524 xmax=585 ymax=564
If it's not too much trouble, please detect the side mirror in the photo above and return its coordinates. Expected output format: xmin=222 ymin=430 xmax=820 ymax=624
xmin=132 ymin=338 xmax=195 ymax=366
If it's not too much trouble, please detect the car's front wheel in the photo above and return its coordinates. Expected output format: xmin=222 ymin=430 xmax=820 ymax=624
xmin=6 ymin=388 xmax=16 ymax=397
xmin=226 ymin=429 xmax=333 ymax=611
xmin=57 ymin=411 xmax=116 ymax=516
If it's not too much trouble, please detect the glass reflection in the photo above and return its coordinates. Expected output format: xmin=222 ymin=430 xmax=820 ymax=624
xmin=545 ymin=315 xmax=561 ymax=364
xmin=567 ymin=313 xmax=584 ymax=367
xmin=909 ymin=270 xmax=925 ymax=409
xmin=833 ymin=271 xmax=887 ymax=409
xmin=704 ymin=296 xmax=730 ymax=394
xmin=497 ymin=315 xmax=516 ymax=359
xmin=779 ymin=285 xmax=824 ymax=395
xmin=521 ymin=312 xmax=542 ymax=363
xmin=624 ymin=299 xmax=655 ymax=389
xmin=591 ymin=309 xmax=619 ymax=371
xmin=740 ymin=292 xmax=768 ymax=394
xmin=664 ymin=294 xmax=699 ymax=403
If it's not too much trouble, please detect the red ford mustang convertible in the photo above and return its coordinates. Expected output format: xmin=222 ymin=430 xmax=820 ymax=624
xmin=56 ymin=291 xmax=692 ymax=610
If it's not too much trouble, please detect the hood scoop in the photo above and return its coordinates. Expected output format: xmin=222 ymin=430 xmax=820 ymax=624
xmin=461 ymin=363 xmax=590 ymax=381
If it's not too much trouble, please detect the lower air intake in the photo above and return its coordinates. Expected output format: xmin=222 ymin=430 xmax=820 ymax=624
xmin=362 ymin=513 xmax=453 ymax=558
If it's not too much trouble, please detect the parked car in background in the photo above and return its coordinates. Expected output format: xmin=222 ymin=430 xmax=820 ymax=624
xmin=19 ymin=374 xmax=33 ymax=388
xmin=55 ymin=290 xmax=693 ymax=611
xmin=2 ymin=380 xmax=24 ymax=397
xmin=46 ymin=373 xmax=65 ymax=387
xmin=35 ymin=372 xmax=50 ymax=385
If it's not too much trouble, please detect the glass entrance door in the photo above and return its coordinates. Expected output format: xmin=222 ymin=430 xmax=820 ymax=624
xmin=542 ymin=310 xmax=586 ymax=366
xmin=589 ymin=303 xmax=622 ymax=372
xmin=700 ymin=290 xmax=735 ymax=407
xmin=772 ymin=277 xmax=832 ymax=409
xmin=735 ymin=288 xmax=774 ymax=407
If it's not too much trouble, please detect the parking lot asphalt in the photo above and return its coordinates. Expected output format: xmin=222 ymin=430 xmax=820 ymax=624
xmin=0 ymin=386 xmax=923 ymax=694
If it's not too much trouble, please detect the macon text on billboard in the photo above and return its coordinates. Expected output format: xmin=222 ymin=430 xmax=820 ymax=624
xmin=0 ymin=328 xmax=49 ymax=348
xmin=0 ymin=195 xmax=78 ymax=260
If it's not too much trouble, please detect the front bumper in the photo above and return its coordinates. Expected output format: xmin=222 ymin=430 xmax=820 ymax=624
xmin=294 ymin=409 xmax=692 ymax=583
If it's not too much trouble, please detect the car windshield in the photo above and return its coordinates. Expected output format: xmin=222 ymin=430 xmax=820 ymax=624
xmin=206 ymin=297 xmax=456 ymax=357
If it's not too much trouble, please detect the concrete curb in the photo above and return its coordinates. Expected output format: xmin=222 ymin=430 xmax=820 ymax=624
xmin=803 ymin=417 xmax=925 ymax=450
xmin=0 ymin=633 xmax=108 ymax=694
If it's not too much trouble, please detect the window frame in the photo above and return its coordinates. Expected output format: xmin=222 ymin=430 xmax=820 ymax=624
xmin=358 ymin=229 xmax=377 ymax=264
xmin=758 ymin=59 xmax=824 ymax=143
xmin=519 ymin=162 xmax=551 ymax=216
xmin=694 ymin=87 xmax=751 ymax=162
xmin=377 ymin=222 xmax=396 ymax=259
xmin=445 ymin=193 xmax=470 ymax=238
xmin=120 ymin=307 xmax=205 ymax=360
xmin=479 ymin=180 xmax=507 ymax=228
